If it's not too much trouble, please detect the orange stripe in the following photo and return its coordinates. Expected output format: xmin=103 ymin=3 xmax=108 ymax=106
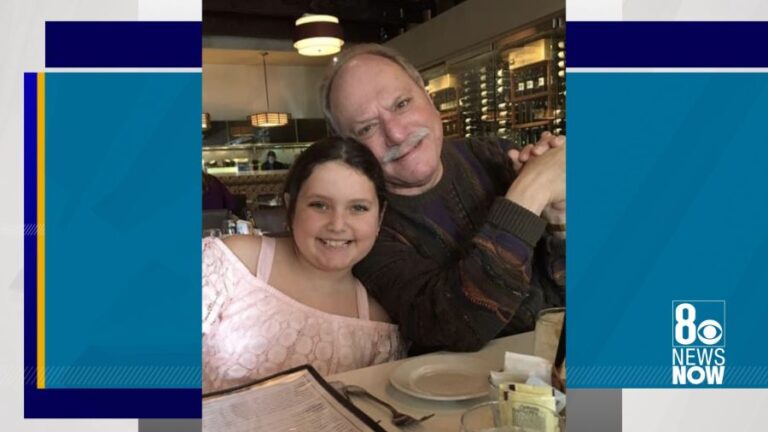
xmin=36 ymin=72 xmax=46 ymax=389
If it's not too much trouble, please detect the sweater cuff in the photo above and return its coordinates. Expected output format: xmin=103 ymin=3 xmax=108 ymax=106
xmin=487 ymin=198 xmax=546 ymax=247
xmin=547 ymin=235 xmax=566 ymax=256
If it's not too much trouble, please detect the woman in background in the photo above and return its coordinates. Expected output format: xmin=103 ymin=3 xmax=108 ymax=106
xmin=202 ymin=171 xmax=236 ymax=212
xmin=260 ymin=150 xmax=288 ymax=170
xmin=202 ymin=137 xmax=404 ymax=393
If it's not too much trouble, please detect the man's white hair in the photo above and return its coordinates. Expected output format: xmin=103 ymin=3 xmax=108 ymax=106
xmin=320 ymin=44 xmax=425 ymax=135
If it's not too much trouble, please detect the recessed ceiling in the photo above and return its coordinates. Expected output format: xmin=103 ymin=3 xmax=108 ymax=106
xmin=202 ymin=0 xmax=467 ymax=67
xmin=203 ymin=48 xmax=334 ymax=66
xmin=203 ymin=0 xmax=466 ymax=43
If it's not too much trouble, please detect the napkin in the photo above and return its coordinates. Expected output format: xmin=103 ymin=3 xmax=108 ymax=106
xmin=491 ymin=352 xmax=566 ymax=413
xmin=490 ymin=352 xmax=552 ymax=386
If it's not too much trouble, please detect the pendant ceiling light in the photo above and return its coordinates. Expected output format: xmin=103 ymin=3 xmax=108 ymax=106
xmin=293 ymin=14 xmax=344 ymax=57
xmin=250 ymin=52 xmax=289 ymax=128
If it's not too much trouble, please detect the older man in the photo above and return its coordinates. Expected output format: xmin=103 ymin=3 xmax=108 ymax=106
xmin=321 ymin=44 xmax=565 ymax=352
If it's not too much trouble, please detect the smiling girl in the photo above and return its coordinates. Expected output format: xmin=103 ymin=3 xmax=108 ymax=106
xmin=202 ymin=137 xmax=405 ymax=393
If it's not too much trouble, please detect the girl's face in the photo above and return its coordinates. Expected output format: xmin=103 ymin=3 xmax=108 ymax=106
xmin=291 ymin=161 xmax=381 ymax=273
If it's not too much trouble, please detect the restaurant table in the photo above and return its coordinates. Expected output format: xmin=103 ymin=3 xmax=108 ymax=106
xmin=326 ymin=331 xmax=534 ymax=432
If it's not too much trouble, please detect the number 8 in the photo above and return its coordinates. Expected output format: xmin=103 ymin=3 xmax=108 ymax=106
xmin=675 ymin=303 xmax=697 ymax=345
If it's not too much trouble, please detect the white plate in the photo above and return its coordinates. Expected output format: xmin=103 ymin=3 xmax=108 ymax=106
xmin=389 ymin=354 xmax=492 ymax=401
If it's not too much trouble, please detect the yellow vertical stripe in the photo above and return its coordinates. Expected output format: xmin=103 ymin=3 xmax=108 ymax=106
xmin=36 ymin=72 xmax=45 ymax=389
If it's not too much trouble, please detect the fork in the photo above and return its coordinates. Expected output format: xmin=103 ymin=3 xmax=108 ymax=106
xmin=341 ymin=384 xmax=435 ymax=427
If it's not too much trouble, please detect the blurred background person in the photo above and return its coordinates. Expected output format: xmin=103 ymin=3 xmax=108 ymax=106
xmin=261 ymin=150 xmax=288 ymax=170
xmin=203 ymin=171 xmax=236 ymax=212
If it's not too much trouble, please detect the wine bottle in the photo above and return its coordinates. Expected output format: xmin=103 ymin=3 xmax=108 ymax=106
xmin=525 ymin=71 xmax=535 ymax=94
xmin=515 ymin=72 xmax=526 ymax=96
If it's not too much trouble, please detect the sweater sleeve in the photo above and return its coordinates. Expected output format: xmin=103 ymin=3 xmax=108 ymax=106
xmin=354 ymin=196 xmax=547 ymax=352
xmin=472 ymin=137 xmax=566 ymax=307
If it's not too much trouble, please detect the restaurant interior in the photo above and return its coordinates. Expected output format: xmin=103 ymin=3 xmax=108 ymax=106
xmin=202 ymin=0 xmax=565 ymax=236
xmin=202 ymin=1 xmax=566 ymax=428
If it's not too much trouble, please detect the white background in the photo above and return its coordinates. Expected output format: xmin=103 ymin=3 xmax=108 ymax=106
xmin=624 ymin=390 xmax=766 ymax=432
xmin=568 ymin=0 xmax=768 ymax=20
xmin=0 ymin=1 xmax=199 ymax=430
xmin=2 ymin=0 xmax=767 ymax=430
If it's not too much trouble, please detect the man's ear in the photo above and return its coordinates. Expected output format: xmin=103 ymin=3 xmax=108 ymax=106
xmin=425 ymin=88 xmax=437 ymax=106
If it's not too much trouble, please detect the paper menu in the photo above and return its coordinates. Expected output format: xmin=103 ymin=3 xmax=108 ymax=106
xmin=203 ymin=366 xmax=384 ymax=432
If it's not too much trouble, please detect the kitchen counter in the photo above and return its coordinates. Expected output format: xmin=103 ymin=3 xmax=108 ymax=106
xmin=214 ymin=171 xmax=288 ymax=204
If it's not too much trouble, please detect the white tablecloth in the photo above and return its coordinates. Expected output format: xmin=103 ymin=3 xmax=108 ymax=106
xmin=327 ymin=331 xmax=535 ymax=432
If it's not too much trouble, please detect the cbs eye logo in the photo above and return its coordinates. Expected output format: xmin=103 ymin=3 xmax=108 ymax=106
xmin=673 ymin=301 xmax=725 ymax=347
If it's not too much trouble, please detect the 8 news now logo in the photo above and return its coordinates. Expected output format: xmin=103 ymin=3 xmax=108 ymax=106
xmin=672 ymin=301 xmax=726 ymax=385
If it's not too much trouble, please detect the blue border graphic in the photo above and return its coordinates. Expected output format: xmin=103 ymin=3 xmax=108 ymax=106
xmin=23 ymin=72 xmax=38 ymax=402
xmin=568 ymin=21 xmax=768 ymax=68
xmin=46 ymin=21 xmax=202 ymax=68
xmin=25 ymin=21 xmax=202 ymax=418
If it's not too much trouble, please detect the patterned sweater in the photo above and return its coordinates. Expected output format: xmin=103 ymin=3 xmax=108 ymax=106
xmin=353 ymin=138 xmax=565 ymax=352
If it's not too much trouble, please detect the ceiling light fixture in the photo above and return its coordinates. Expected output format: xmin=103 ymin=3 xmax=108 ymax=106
xmin=250 ymin=52 xmax=289 ymax=128
xmin=293 ymin=14 xmax=344 ymax=57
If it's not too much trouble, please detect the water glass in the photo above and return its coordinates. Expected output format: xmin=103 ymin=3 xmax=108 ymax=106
xmin=461 ymin=401 xmax=564 ymax=432
xmin=460 ymin=401 xmax=525 ymax=432
xmin=221 ymin=219 xmax=237 ymax=236
xmin=533 ymin=307 xmax=565 ymax=364
xmin=203 ymin=228 xmax=222 ymax=238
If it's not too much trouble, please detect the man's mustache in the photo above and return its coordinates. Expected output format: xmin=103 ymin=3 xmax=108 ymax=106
xmin=382 ymin=128 xmax=430 ymax=164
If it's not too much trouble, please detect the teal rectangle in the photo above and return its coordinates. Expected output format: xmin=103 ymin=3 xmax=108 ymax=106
xmin=568 ymin=73 xmax=768 ymax=388
xmin=45 ymin=73 xmax=201 ymax=388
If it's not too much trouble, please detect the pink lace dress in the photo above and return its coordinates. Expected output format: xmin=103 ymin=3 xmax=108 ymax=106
xmin=203 ymin=237 xmax=405 ymax=393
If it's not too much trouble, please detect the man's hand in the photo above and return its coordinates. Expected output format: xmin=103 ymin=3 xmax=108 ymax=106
xmin=508 ymin=132 xmax=565 ymax=172
xmin=505 ymin=133 xmax=566 ymax=222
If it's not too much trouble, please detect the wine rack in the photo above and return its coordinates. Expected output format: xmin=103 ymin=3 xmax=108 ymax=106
xmin=430 ymin=86 xmax=461 ymax=137
xmin=421 ymin=15 xmax=566 ymax=148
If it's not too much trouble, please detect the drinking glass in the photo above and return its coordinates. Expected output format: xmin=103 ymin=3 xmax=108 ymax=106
xmin=203 ymin=228 xmax=222 ymax=238
xmin=533 ymin=307 xmax=565 ymax=364
xmin=461 ymin=401 xmax=563 ymax=432
xmin=460 ymin=401 xmax=524 ymax=432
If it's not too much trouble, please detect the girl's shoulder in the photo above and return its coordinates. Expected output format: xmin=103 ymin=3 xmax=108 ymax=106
xmin=221 ymin=234 xmax=263 ymax=276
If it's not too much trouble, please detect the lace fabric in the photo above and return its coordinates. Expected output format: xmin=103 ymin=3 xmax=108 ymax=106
xmin=202 ymin=237 xmax=405 ymax=393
